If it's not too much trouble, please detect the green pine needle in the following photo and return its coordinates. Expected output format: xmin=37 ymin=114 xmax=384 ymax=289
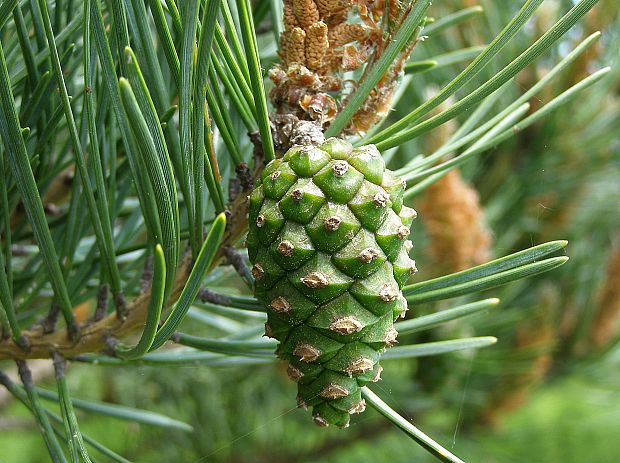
xmin=150 ymin=213 xmax=227 ymax=350
xmin=235 ymin=0 xmax=275 ymax=161
xmin=362 ymin=387 xmax=466 ymax=463
xmin=116 ymin=245 xmax=166 ymax=359
xmin=326 ymin=0 xmax=431 ymax=137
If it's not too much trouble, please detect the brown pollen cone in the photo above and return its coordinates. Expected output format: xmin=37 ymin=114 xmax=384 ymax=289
xmin=270 ymin=0 xmax=422 ymax=147
xmin=589 ymin=232 xmax=620 ymax=349
xmin=419 ymin=169 xmax=492 ymax=273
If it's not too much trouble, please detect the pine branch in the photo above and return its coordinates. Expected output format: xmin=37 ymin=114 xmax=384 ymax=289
xmin=0 ymin=255 xmax=191 ymax=360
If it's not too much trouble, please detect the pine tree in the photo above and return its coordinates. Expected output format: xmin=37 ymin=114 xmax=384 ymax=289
xmin=0 ymin=0 xmax=610 ymax=461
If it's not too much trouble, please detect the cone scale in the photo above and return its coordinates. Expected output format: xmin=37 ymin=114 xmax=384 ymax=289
xmin=247 ymin=138 xmax=417 ymax=428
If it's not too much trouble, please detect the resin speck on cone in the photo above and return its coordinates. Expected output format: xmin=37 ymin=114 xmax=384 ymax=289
xmin=246 ymin=138 xmax=417 ymax=428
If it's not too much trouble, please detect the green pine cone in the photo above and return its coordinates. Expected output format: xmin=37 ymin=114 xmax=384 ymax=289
xmin=247 ymin=137 xmax=417 ymax=428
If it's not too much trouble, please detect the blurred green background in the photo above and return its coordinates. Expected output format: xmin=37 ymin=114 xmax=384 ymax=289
xmin=1 ymin=1 xmax=619 ymax=462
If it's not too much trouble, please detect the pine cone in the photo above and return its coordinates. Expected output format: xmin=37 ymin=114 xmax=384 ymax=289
xmin=247 ymin=138 xmax=417 ymax=427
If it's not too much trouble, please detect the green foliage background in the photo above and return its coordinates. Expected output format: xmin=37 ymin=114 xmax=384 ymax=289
xmin=0 ymin=0 xmax=619 ymax=462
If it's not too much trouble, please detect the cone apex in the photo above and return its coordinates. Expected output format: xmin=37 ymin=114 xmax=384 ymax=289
xmin=324 ymin=215 xmax=342 ymax=231
xmin=329 ymin=316 xmax=363 ymax=334
xmin=270 ymin=296 xmax=292 ymax=313
xmin=320 ymin=383 xmax=350 ymax=399
xmin=301 ymin=272 xmax=329 ymax=288
xmin=359 ymin=247 xmax=380 ymax=263
xmin=373 ymin=191 xmax=389 ymax=207
xmin=251 ymin=263 xmax=265 ymax=279
xmin=277 ymin=240 xmax=295 ymax=256
xmin=349 ymin=399 xmax=367 ymax=414
xmin=287 ymin=364 xmax=304 ymax=381
xmin=293 ymin=343 xmax=321 ymax=362
xmin=379 ymin=284 xmax=398 ymax=302
xmin=313 ymin=414 xmax=329 ymax=427
xmin=345 ymin=357 xmax=374 ymax=375
xmin=372 ymin=365 xmax=383 ymax=382
xmin=384 ymin=327 xmax=398 ymax=346
xmin=397 ymin=225 xmax=410 ymax=239
xmin=332 ymin=160 xmax=349 ymax=176
xmin=291 ymin=188 xmax=304 ymax=200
